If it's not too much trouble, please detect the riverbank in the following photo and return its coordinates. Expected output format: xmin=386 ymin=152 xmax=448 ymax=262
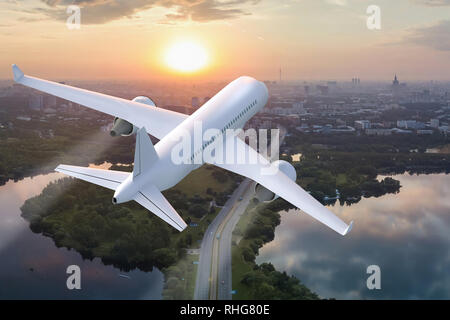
xmin=255 ymin=173 xmax=450 ymax=299
xmin=19 ymin=164 xmax=239 ymax=299
xmin=283 ymin=132 xmax=450 ymax=205
xmin=231 ymin=198 xmax=319 ymax=300
xmin=0 ymin=173 xmax=164 ymax=299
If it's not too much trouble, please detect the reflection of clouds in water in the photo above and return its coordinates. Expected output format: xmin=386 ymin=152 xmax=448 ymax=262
xmin=0 ymin=169 xmax=163 ymax=299
xmin=0 ymin=173 xmax=63 ymax=252
xmin=257 ymin=174 xmax=450 ymax=299
xmin=0 ymin=225 xmax=164 ymax=299
xmin=0 ymin=131 xmax=120 ymax=264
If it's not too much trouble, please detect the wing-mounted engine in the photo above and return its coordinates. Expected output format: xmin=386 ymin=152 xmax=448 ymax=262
xmin=254 ymin=160 xmax=297 ymax=202
xmin=110 ymin=96 xmax=157 ymax=137
xmin=110 ymin=117 xmax=137 ymax=136
xmin=132 ymin=96 xmax=157 ymax=107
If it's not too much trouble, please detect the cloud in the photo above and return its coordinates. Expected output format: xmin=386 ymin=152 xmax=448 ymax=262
xmin=17 ymin=16 xmax=49 ymax=23
xmin=403 ymin=20 xmax=450 ymax=51
xmin=30 ymin=0 xmax=260 ymax=24
xmin=36 ymin=0 xmax=158 ymax=24
xmin=165 ymin=0 xmax=254 ymax=22
xmin=325 ymin=0 xmax=348 ymax=6
xmin=411 ymin=0 xmax=450 ymax=6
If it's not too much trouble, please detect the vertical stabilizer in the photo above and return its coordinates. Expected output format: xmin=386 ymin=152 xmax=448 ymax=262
xmin=134 ymin=127 xmax=158 ymax=177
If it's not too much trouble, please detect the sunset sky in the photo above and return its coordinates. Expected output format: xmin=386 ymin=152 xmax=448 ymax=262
xmin=1 ymin=0 xmax=450 ymax=82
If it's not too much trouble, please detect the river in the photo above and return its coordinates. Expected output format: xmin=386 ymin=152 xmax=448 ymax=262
xmin=0 ymin=173 xmax=164 ymax=299
xmin=2 ymin=171 xmax=448 ymax=299
xmin=256 ymin=173 xmax=450 ymax=299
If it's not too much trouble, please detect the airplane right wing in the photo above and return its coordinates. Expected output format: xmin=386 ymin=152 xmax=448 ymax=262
xmin=12 ymin=64 xmax=188 ymax=140
xmin=207 ymin=135 xmax=353 ymax=236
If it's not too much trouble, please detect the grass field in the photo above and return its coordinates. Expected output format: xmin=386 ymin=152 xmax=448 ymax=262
xmin=172 ymin=165 xmax=234 ymax=198
xmin=231 ymin=244 xmax=254 ymax=299
xmin=336 ymin=173 xmax=347 ymax=185
xmin=230 ymin=202 xmax=261 ymax=300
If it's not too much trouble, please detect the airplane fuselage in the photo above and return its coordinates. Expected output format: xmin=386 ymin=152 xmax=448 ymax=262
xmin=116 ymin=76 xmax=269 ymax=200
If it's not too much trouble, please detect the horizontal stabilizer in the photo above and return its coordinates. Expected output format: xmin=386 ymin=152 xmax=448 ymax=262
xmin=55 ymin=164 xmax=130 ymax=191
xmin=134 ymin=184 xmax=187 ymax=232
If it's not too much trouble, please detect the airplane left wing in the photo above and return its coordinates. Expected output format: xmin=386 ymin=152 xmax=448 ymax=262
xmin=12 ymin=65 xmax=187 ymax=140
xmin=207 ymin=136 xmax=353 ymax=236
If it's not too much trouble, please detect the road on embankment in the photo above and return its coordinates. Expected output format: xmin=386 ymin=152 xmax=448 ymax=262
xmin=194 ymin=128 xmax=286 ymax=300
xmin=193 ymin=179 xmax=252 ymax=300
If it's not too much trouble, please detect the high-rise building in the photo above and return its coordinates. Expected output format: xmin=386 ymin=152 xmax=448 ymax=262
xmin=316 ymin=85 xmax=329 ymax=95
xmin=431 ymin=119 xmax=440 ymax=128
xmin=392 ymin=74 xmax=401 ymax=97
xmin=352 ymin=78 xmax=361 ymax=85
xmin=292 ymin=102 xmax=306 ymax=114
xmin=45 ymin=95 xmax=57 ymax=108
xmin=28 ymin=93 xmax=43 ymax=111
xmin=191 ymin=97 xmax=200 ymax=109
xmin=304 ymin=85 xmax=310 ymax=95
xmin=393 ymin=74 xmax=399 ymax=86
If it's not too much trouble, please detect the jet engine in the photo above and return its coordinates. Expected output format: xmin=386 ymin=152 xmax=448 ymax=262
xmin=132 ymin=96 xmax=157 ymax=107
xmin=110 ymin=117 xmax=136 ymax=137
xmin=110 ymin=96 xmax=156 ymax=137
xmin=254 ymin=160 xmax=297 ymax=202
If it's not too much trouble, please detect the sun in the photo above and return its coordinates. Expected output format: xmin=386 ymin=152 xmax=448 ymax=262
xmin=165 ymin=41 xmax=208 ymax=73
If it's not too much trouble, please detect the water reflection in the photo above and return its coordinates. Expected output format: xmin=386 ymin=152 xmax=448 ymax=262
xmin=257 ymin=174 xmax=450 ymax=299
xmin=0 ymin=174 xmax=163 ymax=299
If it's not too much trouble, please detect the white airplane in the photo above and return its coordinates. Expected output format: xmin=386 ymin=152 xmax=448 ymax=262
xmin=12 ymin=64 xmax=353 ymax=235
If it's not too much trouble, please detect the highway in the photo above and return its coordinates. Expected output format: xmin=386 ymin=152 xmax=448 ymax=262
xmin=194 ymin=128 xmax=286 ymax=300
xmin=216 ymin=179 xmax=255 ymax=299
xmin=193 ymin=179 xmax=252 ymax=299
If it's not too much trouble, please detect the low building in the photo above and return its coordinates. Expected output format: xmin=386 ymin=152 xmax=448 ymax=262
xmin=365 ymin=128 xmax=392 ymax=136
xmin=397 ymin=120 xmax=424 ymax=129
xmin=16 ymin=116 xmax=31 ymax=121
xmin=392 ymin=128 xmax=413 ymax=134
xmin=430 ymin=119 xmax=440 ymax=128
xmin=438 ymin=126 xmax=449 ymax=134
xmin=355 ymin=120 xmax=371 ymax=130
xmin=417 ymin=130 xmax=433 ymax=135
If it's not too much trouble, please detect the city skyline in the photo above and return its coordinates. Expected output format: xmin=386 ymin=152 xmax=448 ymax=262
xmin=0 ymin=0 xmax=450 ymax=81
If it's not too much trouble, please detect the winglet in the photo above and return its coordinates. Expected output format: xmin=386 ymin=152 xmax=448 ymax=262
xmin=342 ymin=220 xmax=354 ymax=236
xmin=12 ymin=64 xmax=24 ymax=82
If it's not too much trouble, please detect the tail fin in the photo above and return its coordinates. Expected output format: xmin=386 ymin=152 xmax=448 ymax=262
xmin=134 ymin=127 xmax=158 ymax=178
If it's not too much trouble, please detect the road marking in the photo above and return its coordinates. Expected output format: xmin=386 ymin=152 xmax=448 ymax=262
xmin=210 ymin=180 xmax=252 ymax=299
